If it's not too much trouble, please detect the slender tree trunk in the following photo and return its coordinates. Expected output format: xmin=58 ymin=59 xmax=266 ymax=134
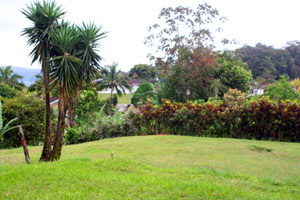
xmin=40 ymin=59 xmax=52 ymax=162
xmin=19 ymin=125 xmax=30 ymax=164
xmin=111 ymin=87 xmax=114 ymax=100
xmin=68 ymin=98 xmax=74 ymax=127
xmin=50 ymin=86 xmax=66 ymax=161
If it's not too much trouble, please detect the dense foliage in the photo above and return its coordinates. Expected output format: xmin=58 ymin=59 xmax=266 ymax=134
xmin=0 ymin=84 xmax=18 ymax=98
xmin=128 ymin=64 xmax=156 ymax=82
xmin=131 ymin=82 xmax=155 ymax=106
xmin=162 ymin=47 xmax=217 ymax=102
xmin=238 ymin=42 xmax=300 ymax=82
xmin=64 ymin=107 xmax=141 ymax=144
xmin=73 ymin=89 xmax=112 ymax=123
xmin=0 ymin=94 xmax=46 ymax=148
xmin=214 ymin=52 xmax=252 ymax=97
xmin=138 ymin=93 xmax=300 ymax=142
xmin=264 ymin=76 xmax=299 ymax=102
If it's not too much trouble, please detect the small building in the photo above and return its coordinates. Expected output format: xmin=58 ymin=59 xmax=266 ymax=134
xmin=249 ymin=88 xmax=264 ymax=96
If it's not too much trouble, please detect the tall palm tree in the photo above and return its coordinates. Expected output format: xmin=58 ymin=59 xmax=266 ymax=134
xmin=49 ymin=23 xmax=106 ymax=161
xmin=21 ymin=1 xmax=65 ymax=161
xmin=0 ymin=66 xmax=25 ymax=90
xmin=97 ymin=64 xmax=132 ymax=100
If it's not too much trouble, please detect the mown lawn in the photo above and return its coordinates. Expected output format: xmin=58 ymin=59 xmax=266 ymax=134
xmin=98 ymin=93 xmax=132 ymax=104
xmin=0 ymin=136 xmax=299 ymax=199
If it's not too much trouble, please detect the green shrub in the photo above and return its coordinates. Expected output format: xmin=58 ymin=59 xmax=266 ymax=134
xmin=140 ymin=96 xmax=300 ymax=142
xmin=64 ymin=107 xmax=142 ymax=144
xmin=64 ymin=127 xmax=83 ymax=145
xmin=264 ymin=75 xmax=299 ymax=102
xmin=131 ymin=82 xmax=155 ymax=106
xmin=0 ymin=94 xmax=46 ymax=148
xmin=0 ymin=84 xmax=18 ymax=98
xmin=73 ymin=89 xmax=112 ymax=124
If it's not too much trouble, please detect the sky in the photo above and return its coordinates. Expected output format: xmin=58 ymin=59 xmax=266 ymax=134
xmin=1 ymin=0 xmax=300 ymax=71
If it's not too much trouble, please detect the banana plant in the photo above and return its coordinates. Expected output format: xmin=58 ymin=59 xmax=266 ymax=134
xmin=0 ymin=101 xmax=19 ymax=140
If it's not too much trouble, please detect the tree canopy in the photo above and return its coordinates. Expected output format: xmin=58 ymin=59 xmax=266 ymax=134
xmin=237 ymin=42 xmax=300 ymax=83
xmin=128 ymin=64 xmax=156 ymax=82
xmin=214 ymin=52 xmax=252 ymax=97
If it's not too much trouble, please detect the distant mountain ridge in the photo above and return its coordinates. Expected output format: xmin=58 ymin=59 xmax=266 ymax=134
xmin=11 ymin=66 xmax=41 ymax=86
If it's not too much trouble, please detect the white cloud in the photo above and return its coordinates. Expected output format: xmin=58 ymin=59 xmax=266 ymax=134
xmin=0 ymin=0 xmax=300 ymax=71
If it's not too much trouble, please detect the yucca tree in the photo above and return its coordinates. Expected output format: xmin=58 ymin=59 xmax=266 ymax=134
xmin=97 ymin=64 xmax=132 ymax=100
xmin=67 ymin=23 xmax=106 ymax=127
xmin=49 ymin=25 xmax=80 ymax=161
xmin=49 ymin=23 xmax=106 ymax=161
xmin=21 ymin=1 xmax=65 ymax=161
xmin=0 ymin=66 xmax=25 ymax=90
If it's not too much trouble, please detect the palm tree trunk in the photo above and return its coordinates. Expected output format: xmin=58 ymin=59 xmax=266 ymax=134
xmin=68 ymin=98 xmax=74 ymax=127
xmin=40 ymin=60 xmax=52 ymax=162
xmin=111 ymin=87 xmax=114 ymax=100
xmin=50 ymin=86 xmax=66 ymax=161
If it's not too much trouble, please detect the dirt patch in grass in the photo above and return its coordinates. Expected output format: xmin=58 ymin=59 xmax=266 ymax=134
xmin=249 ymin=145 xmax=272 ymax=152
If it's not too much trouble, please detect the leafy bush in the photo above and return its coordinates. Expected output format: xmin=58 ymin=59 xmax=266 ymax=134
xmin=73 ymin=89 xmax=112 ymax=124
xmin=131 ymin=82 xmax=155 ymax=106
xmin=64 ymin=106 xmax=142 ymax=144
xmin=0 ymin=84 xmax=18 ymax=98
xmin=66 ymin=88 xmax=300 ymax=144
xmin=264 ymin=75 xmax=299 ymax=102
xmin=64 ymin=127 xmax=83 ymax=145
xmin=0 ymin=94 xmax=46 ymax=148
xmin=139 ymin=95 xmax=300 ymax=142
xmin=219 ymin=89 xmax=248 ymax=137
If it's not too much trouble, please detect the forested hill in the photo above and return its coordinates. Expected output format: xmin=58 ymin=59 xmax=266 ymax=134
xmin=237 ymin=41 xmax=300 ymax=82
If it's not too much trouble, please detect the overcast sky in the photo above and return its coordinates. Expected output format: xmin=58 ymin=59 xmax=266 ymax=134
xmin=1 ymin=0 xmax=300 ymax=71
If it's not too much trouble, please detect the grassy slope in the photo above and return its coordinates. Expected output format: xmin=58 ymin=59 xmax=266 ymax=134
xmin=98 ymin=93 xmax=132 ymax=104
xmin=0 ymin=136 xmax=299 ymax=199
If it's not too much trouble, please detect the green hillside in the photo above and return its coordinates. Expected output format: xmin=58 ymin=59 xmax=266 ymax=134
xmin=1 ymin=136 xmax=299 ymax=199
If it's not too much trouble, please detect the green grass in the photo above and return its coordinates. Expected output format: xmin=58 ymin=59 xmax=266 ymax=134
xmin=98 ymin=93 xmax=133 ymax=104
xmin=1 ymin=136 xmax=300 ymax=199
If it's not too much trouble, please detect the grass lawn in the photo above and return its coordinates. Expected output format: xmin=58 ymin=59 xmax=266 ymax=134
xmin=98 ymin=93 xmax=133 ymax=104
xmin=0 ymin=135 xmax=300 ymax=199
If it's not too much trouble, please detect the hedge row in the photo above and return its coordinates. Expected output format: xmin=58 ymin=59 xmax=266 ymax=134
xmin=139 ymin=99 xmax=300 ymax=142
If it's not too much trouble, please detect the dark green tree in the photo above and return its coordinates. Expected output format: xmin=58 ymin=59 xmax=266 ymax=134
xmin=237 ymin=43 xmax=298 ymax=82
xmin=128 ymin=64 xmax=156 ymax=82
xmin=214 ymin=51 xmax=252 ymax=97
